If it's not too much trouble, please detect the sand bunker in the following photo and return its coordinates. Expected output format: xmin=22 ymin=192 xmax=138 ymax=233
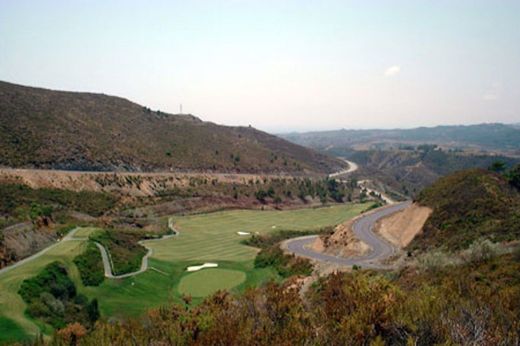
xmin=237 ymin=231 xmax=250 ymax=236
xmin=186 ymin=263 xmax=219 ymax=272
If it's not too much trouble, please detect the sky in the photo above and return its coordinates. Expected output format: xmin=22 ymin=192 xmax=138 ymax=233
xmin=1 ymin=0 xmax=519 ymax=132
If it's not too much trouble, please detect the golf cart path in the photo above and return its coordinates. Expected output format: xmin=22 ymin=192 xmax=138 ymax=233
xmin=286 ymin=201 xmax=411 ymax=268
xmin=0 ymin=218 xmax=178 ymax=279
xmin=0 ymin=227 xmax=83 ymax=276
xmin=95 ymin=217 xmax=178 ymax=279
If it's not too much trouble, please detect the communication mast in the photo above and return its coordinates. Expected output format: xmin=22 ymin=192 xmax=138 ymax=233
xmin=179 ymin=104 xmax=183 ymax=114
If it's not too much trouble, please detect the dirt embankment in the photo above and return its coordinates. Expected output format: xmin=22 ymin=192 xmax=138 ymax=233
xmin=0 ymin=222 xmax=56 ymax=268
xmin=0 ymin=168 xmax=298 ymax=197
xmin=311 ymin=218 xmax=371 ymax=258
xmin=375 ymin=203 xmax=432 ymax=247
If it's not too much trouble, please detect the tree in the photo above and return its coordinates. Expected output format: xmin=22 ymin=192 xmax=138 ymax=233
xmin=507 ymin=164 xmax=520 ymax=190
xmin=489 ymin=160 xmax=506 ymax=173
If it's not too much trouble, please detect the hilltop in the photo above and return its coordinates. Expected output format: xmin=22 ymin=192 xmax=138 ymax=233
xmin=281 ymin=123 xmax=520 ymax=153
xmin=410 ymin=168 xmax=520 ymax=252
xmin=343 ymin=148 xmax=520 ymax=197
xmin=0 ymin=81 xmax=341 ymax=174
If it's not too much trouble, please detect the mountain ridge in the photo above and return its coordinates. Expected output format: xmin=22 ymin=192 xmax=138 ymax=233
xmin=0 ymin=81 xmax=341 ymax=174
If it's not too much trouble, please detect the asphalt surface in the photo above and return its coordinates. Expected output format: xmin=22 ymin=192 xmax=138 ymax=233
xmin=328 ymin=159 xmax=358 ymax=178
xmin=286 ymin=201 xmax=411 ymax=268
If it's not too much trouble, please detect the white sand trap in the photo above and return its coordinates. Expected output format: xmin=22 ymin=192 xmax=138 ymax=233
xmin=272 ymin=225 xmax=276 ymax=229
xmin=186 ymin=263 xmax=218 ymax=272
xmin=237 ymin=231 xmax=250 ymax=236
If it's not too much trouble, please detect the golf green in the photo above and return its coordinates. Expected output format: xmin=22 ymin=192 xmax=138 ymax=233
xmin=178 ymin=269 xmax=246 ymax=297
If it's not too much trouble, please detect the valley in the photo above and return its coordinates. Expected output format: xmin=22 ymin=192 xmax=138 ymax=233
xmin=0 ymin=81 xmax=519 ymax=345
xmin=0 ymin=203 xmax=371 ymax=340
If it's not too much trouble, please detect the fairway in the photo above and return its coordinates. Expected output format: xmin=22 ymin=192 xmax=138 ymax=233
xmin=0 ymin=203 xmax=369 ymax=340
xmin=178 ymin=269 xmax=246 ymax=297
xmin=147 ymin=203 xmax=370 ymax=263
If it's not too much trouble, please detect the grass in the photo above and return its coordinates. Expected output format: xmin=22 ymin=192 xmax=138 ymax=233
xmin=0 ymin=240 xmax=85 ymax=338
xmin=0 ymin=203 xmax=369 ymax=341
xmin=0 ymin=228 xmax=98 ymax=339
xmin=0 ymin=316 xmax=30 ymax=345
xmin=148 ymin=203 xmax=370 ymax=263
xmin=178 ymin=269 xmax=247 ymax=297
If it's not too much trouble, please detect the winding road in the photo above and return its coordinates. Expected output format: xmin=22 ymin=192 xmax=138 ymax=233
xmin=328 ymin=159 xmax=358 ymax=178
xmin=286 ymin=201 xmax=411 ymax=268
xmin=287 ymin=159 xmax=409 ymax=268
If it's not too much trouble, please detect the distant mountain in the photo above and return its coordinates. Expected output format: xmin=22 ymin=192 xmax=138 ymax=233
xmin=0 ymin=81 xmax=341 ymax=173
xmin=281 ymin=124 xmax=520 ymax=152
xmin=342 ymin=148 xmax=520 ymax=197
xmin=410 ymin=169 xmax=520 ymax=252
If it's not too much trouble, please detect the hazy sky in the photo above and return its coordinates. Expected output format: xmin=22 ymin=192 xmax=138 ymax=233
xmin=1 ymin=1 xmax=519 ymax=132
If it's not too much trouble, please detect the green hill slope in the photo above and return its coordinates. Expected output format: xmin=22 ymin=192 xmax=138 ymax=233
xmin=0 ymin=81 xmax=341 ymax=173
xmin=410 ymin=169 xmax=520 ymax=251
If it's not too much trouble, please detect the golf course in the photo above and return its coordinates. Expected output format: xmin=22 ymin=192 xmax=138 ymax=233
xmin=0 ymin=202 xmax=370 ymax=341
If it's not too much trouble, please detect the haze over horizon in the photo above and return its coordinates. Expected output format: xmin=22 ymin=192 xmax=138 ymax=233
xmin=1 ymin=0 xmax=519 ymax=132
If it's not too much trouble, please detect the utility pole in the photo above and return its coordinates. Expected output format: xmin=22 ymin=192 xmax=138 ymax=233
xmin=180 ymin=104 xmax=183 ymax=114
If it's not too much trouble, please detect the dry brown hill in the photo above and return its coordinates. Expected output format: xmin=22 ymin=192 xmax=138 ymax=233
xmin=0 ymin=81 xmax=341 ymax=174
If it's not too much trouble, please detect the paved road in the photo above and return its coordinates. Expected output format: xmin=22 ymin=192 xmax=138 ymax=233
xmin=328 ymin=159 xmax=358 ymax=178
xmin=0 ymin=227 xmax=82 ymax=276
xmin=286 ymin=201 xmax=411 ymax=268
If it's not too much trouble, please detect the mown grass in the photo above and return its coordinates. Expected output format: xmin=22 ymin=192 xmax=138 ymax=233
xmin=149 ymin=203 xmax=370 ymax=263
xmin=0 ymin=228 xmax=98 ymax=339
xmin=0 ymin=204 xmax=368 ymax=340
xmin=0 ymin=316 xmax=30 ymax=345
xmin=178 ymin=269 xmax=247 ymax=297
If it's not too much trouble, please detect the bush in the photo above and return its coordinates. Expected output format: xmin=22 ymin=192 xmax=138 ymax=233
xmin=255 ymin=247 xmax=312 ymax=277
xmin=18 ymin=262 xmax=99 ymax=329
xmin=74 ymin=242 xmax=105 ymax=286
xmin=90 ymin=230 xmax=147 ymax=275
xmin=460 ymin=239 xmax=502 ymax=264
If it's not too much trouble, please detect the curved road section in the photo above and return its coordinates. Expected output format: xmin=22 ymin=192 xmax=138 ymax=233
xmin=286 ymin=201 xmax=411 ymax=268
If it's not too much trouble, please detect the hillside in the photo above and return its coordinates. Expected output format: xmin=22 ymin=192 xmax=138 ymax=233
xmin=410 ymin=169 xmax=520 ymax=251
xmin=342 ymin=148 xmax=520 ymax=196
xmin=281 ymin=123 xmax=520 ymax=153
xmin=0 ymin=81 xmax=341 ymax=174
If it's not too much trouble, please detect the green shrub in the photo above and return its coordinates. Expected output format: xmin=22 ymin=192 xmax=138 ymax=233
xmin=18 ymin=262 xmax=99 ymax=329
xmin=90 ymin=230 xmax=147 ymax=275
xmin=74 ymin=242 xmax=105 ymax=286
xmin=255 ymin=246 xmax=312 ymax=277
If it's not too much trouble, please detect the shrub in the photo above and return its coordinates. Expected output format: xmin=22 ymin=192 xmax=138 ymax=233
xmin=460 ymin=239 xmax=502 ymax=264
xmin=74 ymin=242 xmax=105 ymax=286
xmin=18 ymin=262 xmax=99 ymax=329
xmin=90 ymin=230 xmax=147 ymax=275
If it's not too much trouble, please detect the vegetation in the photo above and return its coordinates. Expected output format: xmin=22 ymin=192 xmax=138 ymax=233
xmin=18 ymin=262 xmax=99 ymax=329
xmin=282 ymin=123 xmax=520 ymax=151
xmin=411 ymin=169 xmax=520 ymax=251
xmin=254 ymin=246 xmax=313 ymax=277
xmin=0 ymin=182 xmax=116 ymax=223
xmin=178 ymin=269 xmax=247 ymax=298
xmin=0 ymin=316 xmax=30 ymax=344
xmin=343 ymin=148 xmax=519 ymax=197
xmin=0 ymin=81 xmax=341 ymax=173
xmin=51 ymin=253 xmax=520 ymax=345
xmin=0 ymin=206 xmax=368 ymax=341
xmin=89 ymin=230 xmax=147 ymax=275
xmin=73 ymin=242 xmax=104 ymax=286
xmin=242 ymin=227 xmax=334 ymax=248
